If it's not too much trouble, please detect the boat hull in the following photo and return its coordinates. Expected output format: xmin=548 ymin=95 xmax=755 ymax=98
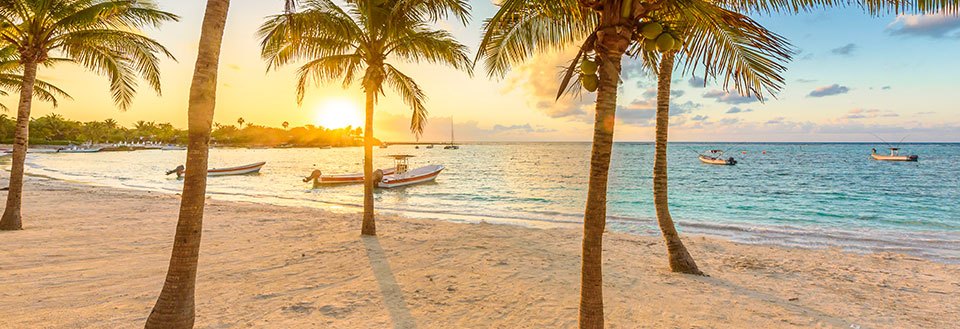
xmin=206 ymin=162 xmax=266 ymax=176
xmin=871 ymin=154 xmax=918 ymax=162
xmin=316 ymin=168 xmax=397 ymax=185
xmin=57 ymin=148 xmax=103 ymax=153
xmin=699 ymin=155 xmax=736 ymax=165
xmin=377 ymin=165 xmax=444 ymax=188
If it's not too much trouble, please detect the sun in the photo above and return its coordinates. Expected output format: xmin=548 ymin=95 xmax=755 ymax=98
xmin=314 ymin=99 xmax=362 ymax=129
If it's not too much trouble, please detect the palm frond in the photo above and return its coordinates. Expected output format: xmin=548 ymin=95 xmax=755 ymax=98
xmin=384 ymin=63 xmax=427 ymax=138
xmin=661 ymin=0 xmax=793 ymax=100
xmin=294 ymin=54 xmax=363 ymax=104
xmin=476 ymin=0 xmax=598 ymax=78
xmin=715 ymin=0 xmax=959 ymax=15
xmin=386 ymin=28 xmax=472 ymax=74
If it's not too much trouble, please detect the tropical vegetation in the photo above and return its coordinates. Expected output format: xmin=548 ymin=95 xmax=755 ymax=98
xmin=0 ymin=0 xmax=178 ymax=231
xmin=258 ymin=0 xmax=473 ymax=236
xmin=0 ymin=113 xmax=367 ymax=147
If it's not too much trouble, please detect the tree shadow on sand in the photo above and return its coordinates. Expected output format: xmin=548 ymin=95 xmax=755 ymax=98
xmin=363 ymin=236 xmax=417 ymax=329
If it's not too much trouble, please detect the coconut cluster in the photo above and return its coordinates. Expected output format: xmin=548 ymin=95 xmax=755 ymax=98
xmin=579 ymin=57 xmax=599 ymax=92
xmin=638 ymin=21 xmax=681 ymax=53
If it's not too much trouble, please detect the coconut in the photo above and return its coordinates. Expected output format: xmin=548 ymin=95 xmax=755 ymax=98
xmin=581 ymin=58 xmax=598 ymax=75
xmin=640 ymin=22 xmax=663 ymax=40
xmin=582 ymin=74 xmax=599 ymax=92
xmin=656 ymin=33 xmax=676 ymax=53
xmin=642 ymin=38 xmax=657 ymax=52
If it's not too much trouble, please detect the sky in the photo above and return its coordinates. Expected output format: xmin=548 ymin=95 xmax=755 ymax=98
xmin=7 ymin=1 xmax=960 ymax=142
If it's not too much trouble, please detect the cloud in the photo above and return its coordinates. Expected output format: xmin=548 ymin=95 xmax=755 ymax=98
xmin=726 ymin=107 xmax=754 ymax=114
xmin=795 ymin=78 xmax=817 ymax=83
xmin=491 ymin=123 xmax=556 ymax=133
xmin=503 ymin=48 xmax=594 ymax=119
xmin=702 ymin=90 xmax=758 ymax=104
xmin=881 ymin=86 xmax=892 ymax=90
xmin=691 ymin=115 xmax=709 ymax=121
xmin=808 ymin=84 xmax=850 ymax=98
xmin=888 ymin=14 xmax=960 ymax=38
xmin=641 ymin=88 xmax=684 ymax=99
xmin=830 ymin=43 xmax=857 ymax=56
xmin=688 ymin=76 xmax=706 ymax=88
xmin=616 ymin=98 xmax=702 ymax=126
xmin=374 ymin=114 xmax=558 ymax=141
xmin=842 ymin=108 xmax=899 ymax=120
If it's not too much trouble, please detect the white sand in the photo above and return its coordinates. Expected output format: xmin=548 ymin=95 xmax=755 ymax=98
xmin=1 ymin=177 xmax=958 ymax=328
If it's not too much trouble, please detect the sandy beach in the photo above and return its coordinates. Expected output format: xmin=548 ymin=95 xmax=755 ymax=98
xmin=1 ymin=177 xmax=958 ymax=328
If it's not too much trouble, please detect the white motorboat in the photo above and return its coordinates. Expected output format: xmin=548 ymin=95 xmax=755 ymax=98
xmin=871 ymin=148 xmax=918 ymax=162
xmin=374 ymin=155 xmax=443 ymax=188
xmin=698 ymin=150 xmax=737 ymax=165
xmin=167 ymin=162 xmax=266 ymax=178
xmin=304 ymin=167 xmax=397 ymax=186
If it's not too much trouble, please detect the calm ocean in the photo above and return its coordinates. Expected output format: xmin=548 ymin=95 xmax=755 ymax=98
xmin=19 ymin=142 xmax=960 ymax=262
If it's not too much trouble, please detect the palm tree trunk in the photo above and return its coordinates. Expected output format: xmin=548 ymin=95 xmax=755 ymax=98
xmin=361 ymin=89 xmax=376 ymax=236
xmin=0 ymin=58 xmax=38 ymax=231
xmin=145 ymin=1 xmax=230 ymax=327
xmin=579 ymin=29 xmax=630 ymax=329
xmin=654 ymin=52 xmax=702 ymax=275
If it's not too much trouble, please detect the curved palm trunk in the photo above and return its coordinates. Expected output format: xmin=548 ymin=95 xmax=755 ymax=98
xmin=579 ymin=21 xmax=631 ymax=328
xmin=0 ymin=59 xmax=38 ymax=231
xmin=145 ymin=1 xmax=230 ymax=327
xmin=654 ymin=52 xmax=702 ymax=275
xmin=361 ymin=90 xmax=376 ymax=236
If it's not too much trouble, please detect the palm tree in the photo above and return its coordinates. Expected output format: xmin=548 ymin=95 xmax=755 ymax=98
xmin=259 ymin=0 xmax=472 ymax=236
xmin=479 ymin=1 xmax=795 ymax=326
xmin=481 ymin=1 xmax=958 ymax=327
xmin=282 ymin=121 xmax=290 ymax=129
xmin=0 ymin=45 xmax=70 ymax=112
xmin=0 ymin=0 xmax=177 ymax=231
xmin=145 ymin=0 xmax=230 ymax=327
xmin=237 ymin=117 xmax=245 ymax=128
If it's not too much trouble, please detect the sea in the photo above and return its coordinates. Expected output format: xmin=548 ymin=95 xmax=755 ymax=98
xmin=17 ymin=142 xmax=960 ymax=263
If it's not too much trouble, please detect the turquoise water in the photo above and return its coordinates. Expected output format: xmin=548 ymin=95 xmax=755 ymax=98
xmin=20 ymin=142 xmax=960 ymax=262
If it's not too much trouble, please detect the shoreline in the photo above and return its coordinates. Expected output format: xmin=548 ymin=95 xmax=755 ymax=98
xmin=1 ymin=177 xmax=958 ymax=328
xmin=19 ymin=162 xmax=960 ymax=265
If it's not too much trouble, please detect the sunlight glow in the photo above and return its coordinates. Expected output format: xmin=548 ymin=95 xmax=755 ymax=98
xmin=314 ymin=99 xmax=362 ymax=129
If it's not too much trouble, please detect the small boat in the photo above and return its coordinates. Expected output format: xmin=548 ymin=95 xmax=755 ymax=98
xmin=444 ymin=118 xmax=459 ymax=150
xmin=161 ymin=145 xmax=186 ymax=151
xmin=57 ymin=146 xmax=103 ymax=153
xmin=375 ymin=155 xmax=444 ymax=188
xmin=426 ymin=144 xmax=434 ymax=149
xmin=166 ymin=162 xmax=266 ymax=178
xmin=871 ymin=148 xmax=918 ymax=162
xmin=699 ymin=150 xmax=737 ymax=165
xmin=304 ymin=167 xmax=397 ymax=186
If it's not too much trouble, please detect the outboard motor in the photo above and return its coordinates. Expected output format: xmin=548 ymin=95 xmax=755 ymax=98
xmin=165 ymin=165 xmax=186 ymax=178
xmin=303 ymin=169 xmax=322 ymax=183
xmin=373 ymin=169 xmax=385 ymax=186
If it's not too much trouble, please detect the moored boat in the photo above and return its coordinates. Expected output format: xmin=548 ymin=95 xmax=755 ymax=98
xmin=167 ymin=162 xmax=266 ymax=178
xmin=304 ymin=167 xmax=397 ymax=186
xmin=57 ymin=146 xmax=103 ymax=153
xmin=698 ymin=150 xmax=737 ymax=165
xmin=871 ymin=148 xmax=918 ymax=162
xmin=374 ymin=155 xmax=443 ymax=188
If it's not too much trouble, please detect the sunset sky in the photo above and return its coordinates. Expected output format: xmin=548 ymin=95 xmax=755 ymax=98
xmin=7 ymin=1 xmax=960 ymax=142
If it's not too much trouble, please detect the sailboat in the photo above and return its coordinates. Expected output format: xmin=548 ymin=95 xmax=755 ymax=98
xmin=444 ymin=118 xmax=459 ymax=150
